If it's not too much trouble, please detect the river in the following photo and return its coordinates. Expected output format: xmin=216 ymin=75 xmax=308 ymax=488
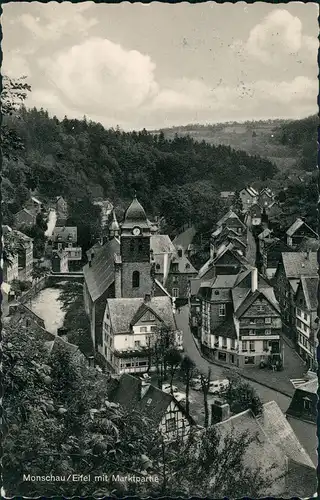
xmin=29 ymin=287 xmax=66 ymax=334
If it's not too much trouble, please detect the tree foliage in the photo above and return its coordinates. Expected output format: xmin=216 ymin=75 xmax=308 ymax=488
xmin=224 ymin=373 xmax=263 ymax=416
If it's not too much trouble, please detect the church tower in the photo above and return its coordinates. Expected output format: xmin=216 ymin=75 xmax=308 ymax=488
xmin=119 ymin=196 xmax=153 ymax=298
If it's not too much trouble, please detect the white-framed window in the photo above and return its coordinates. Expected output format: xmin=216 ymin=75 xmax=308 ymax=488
xmin=257 ymin=305 xmax=265 ymax=312
xmin=242 ymin=340 xmax=247 ymax=352
xmin=265 ymin=329 xmax=271 ymax=335
xmin=249 ymin=341 xmax=255 ymax=352
xmin=219 ymin=304 xmax=226 ymax=317
xmin=231 ymin=338 xmax=236 ymax=349
xmin=134 ymin=340 xmax=141 ymax=348
xmin=140 ymin=327 xmax=147 ymax=333
xmin=172 ymin=288 xmax=179 ymax=298
xmin=265 ymin=317 xmax=271 ymax=324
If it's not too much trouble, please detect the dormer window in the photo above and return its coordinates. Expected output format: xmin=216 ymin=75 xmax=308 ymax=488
xmin=178 ymin=249 xmax=183 ymax=258
xmin=303 ymin=397 xmax=311 ymax=411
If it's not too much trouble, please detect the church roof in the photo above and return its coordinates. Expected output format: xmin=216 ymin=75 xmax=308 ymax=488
xmin=122 ymin=196 xmax=149 ymax=229
xmin=83 ymin=238 xmax=120 ymax=302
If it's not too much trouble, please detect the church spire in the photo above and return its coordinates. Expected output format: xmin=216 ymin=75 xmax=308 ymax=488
xmin=109 ymin=210 xmax=120 ymax=239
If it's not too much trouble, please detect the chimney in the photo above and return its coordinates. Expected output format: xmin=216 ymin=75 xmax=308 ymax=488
xmin=144 ymin=293 xmax=151 ymax=303
xmin=251 ymin=267 xmax=258 ymax=293
xmin=211 ymin=400 xmax=230 ymax=424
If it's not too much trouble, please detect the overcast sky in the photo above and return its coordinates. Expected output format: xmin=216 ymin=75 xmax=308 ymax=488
xmin=2 ymin=2 xmax=318 ymax=130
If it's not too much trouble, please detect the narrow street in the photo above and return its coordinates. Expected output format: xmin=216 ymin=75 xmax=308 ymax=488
xmin=175 ymin=305 xmax=291 ymax=413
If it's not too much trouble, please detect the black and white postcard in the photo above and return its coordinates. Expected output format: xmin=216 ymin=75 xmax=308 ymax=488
xmin=1 ymin=1 xmax=318 ymax=498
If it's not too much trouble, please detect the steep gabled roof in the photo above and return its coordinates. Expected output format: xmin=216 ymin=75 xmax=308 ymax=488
xmin=300 ymin=276 xmax=318 ymax=311
xmin=233 ymin=288 xmax=280 ymax=318
xmin=107 ymin=296 xmax=176 ymax=334
xmin=281 ymin=252 xmax=318 ymax=278
xmin=216 ymin=210 xmax=245 ymax=228
xmin=83 ymin=238 xmax=120 ymax=302
xmin=52 ymin=226 xmax=77 ymax=243
xmin=110 ymin=374 xmax=195 ymax=428
xmin=151 ymin=234 xmax=175 ymax=254
xmin=286 ymin=218 xmax=318 ymax=238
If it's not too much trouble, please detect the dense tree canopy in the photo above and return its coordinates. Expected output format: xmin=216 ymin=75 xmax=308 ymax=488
xmin=3 ymin=99 xmax=279 ymax=239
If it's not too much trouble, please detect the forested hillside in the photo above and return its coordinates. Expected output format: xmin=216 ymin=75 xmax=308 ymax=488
xmin=156 ymin=115 xmax=317 ymax=175
xmin=3 ymin=104 xmax=278 ymax=242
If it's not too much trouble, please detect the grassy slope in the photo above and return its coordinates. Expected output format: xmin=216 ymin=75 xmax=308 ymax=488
xmin=155 ymin=120 xmax=298 ymax=174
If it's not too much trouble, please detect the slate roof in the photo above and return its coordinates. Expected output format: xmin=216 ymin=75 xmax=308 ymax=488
xmin=300 ymin=276 xmax=318 ymax=311
xmin=286 ymin=379 xmax=318 ymax=424
xmin=150 ymin=234 xmax=175 ymax=254
xmin=241 ymin=186 xmax=258 ymax=197
xmin=211 ymin=274 xmax=239 ymax=289
xmin=86 ymin=242 xmax=103 ymax=260
xmin=172 ymin=226 xmax=197 ymax=252
xmin=52 ymin=226 xmax=78 ymax=243
xmin=83 ymin=238 xmax=120 ymax=302
xmin=16 ymin=208 xmax=35 ymax=218
xmin=220 ymin=191 xmax=235 ymax=198
xmin=190 ymin=278 xmax=201 ymax=296
xmin=212 ymin=316 xmax=237 ymax=339
xmin=111 ymin=374 xmax=195 ymax=428
xmin=170 ymin=249 xmax=197 ymax=275
xmin=233 ymin=288 xmax=280 ymax=318
xmin=107 ymin=296 xmax=176 ymax=334
xmin=286 ymin=218 xmax=318 ymax=237
xmin=215 ymin=401 xmax=316 ymax=497
xmin=297 ymin=378 xmax=318 ymax=394
xmin=281 ymin=252 xmax=318 ymax=278
xmin=298 ymin=237 xmax=320 ymax=252
xmin=216 ymin=210 xmax=245 ymax=228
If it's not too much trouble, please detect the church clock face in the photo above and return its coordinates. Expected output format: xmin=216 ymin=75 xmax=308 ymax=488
xmin=132 ymin=227 xmax=141 ymax=236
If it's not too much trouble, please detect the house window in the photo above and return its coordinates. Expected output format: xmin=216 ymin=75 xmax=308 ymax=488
xmin=172 ymin=288 xmax=179 ymax=298
xmin=134 ymin=340 xmax=141 ymax=348
xmin=173 ymin=276 xmax=178 ymax=284
xmin=297 ymin=308 xmax=301 ymax=317
xmin=242 ymin=341 xmax=247 ymax=352
xmin=249 ymin=319 xmax=256 ymax=324
xmin=171 ymin=263 xmax=179 ymax=272
xmin=265 ymin=317 xmax=271 ymax=324
xmin=166 ymin=417 xmax=176 ymax=433
xmin=263 ymin=340 xmax=269 ymax=351
xmin=265 ymin=329 xmax=271 ymax=335
xmin=132 ymin=271 xmax=140 ymax=288
xmin=249 ymin=330 xmax=255 ymax=336
xmin=219 ymin=304 xmax=226 ymax=317
xmin=218 ymin=352 xmax=227 ymax=362
xmin=231 ymin=339 xmax=236 ymax=349
xmin=244 ymin=356 xmax=255 ymax=365
xmin=230 ymin=354 xmax=235 ymax=364
xmin=140 ymin=327 xmax=147 ymax=333
xmin=257 ymin=305 xmax=265 ymax=312
xmin=249 ymin=341 xmax=255 ymax=352
xmin=304 ymin=312 xmax=308 ymax=321
xmin=222 ymin=339 xmax=227 ymax=349
xmin=303 ymin=398 xmax=311 ymax=411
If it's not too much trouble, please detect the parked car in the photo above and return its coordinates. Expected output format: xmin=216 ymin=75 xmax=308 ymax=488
xmin=162 ymin=383 xmax=179 ymax=394
xmin=190 ymin=377 xmax=202 ymax=391
xmin=208 ymin=379 xmax=229 ymax=394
